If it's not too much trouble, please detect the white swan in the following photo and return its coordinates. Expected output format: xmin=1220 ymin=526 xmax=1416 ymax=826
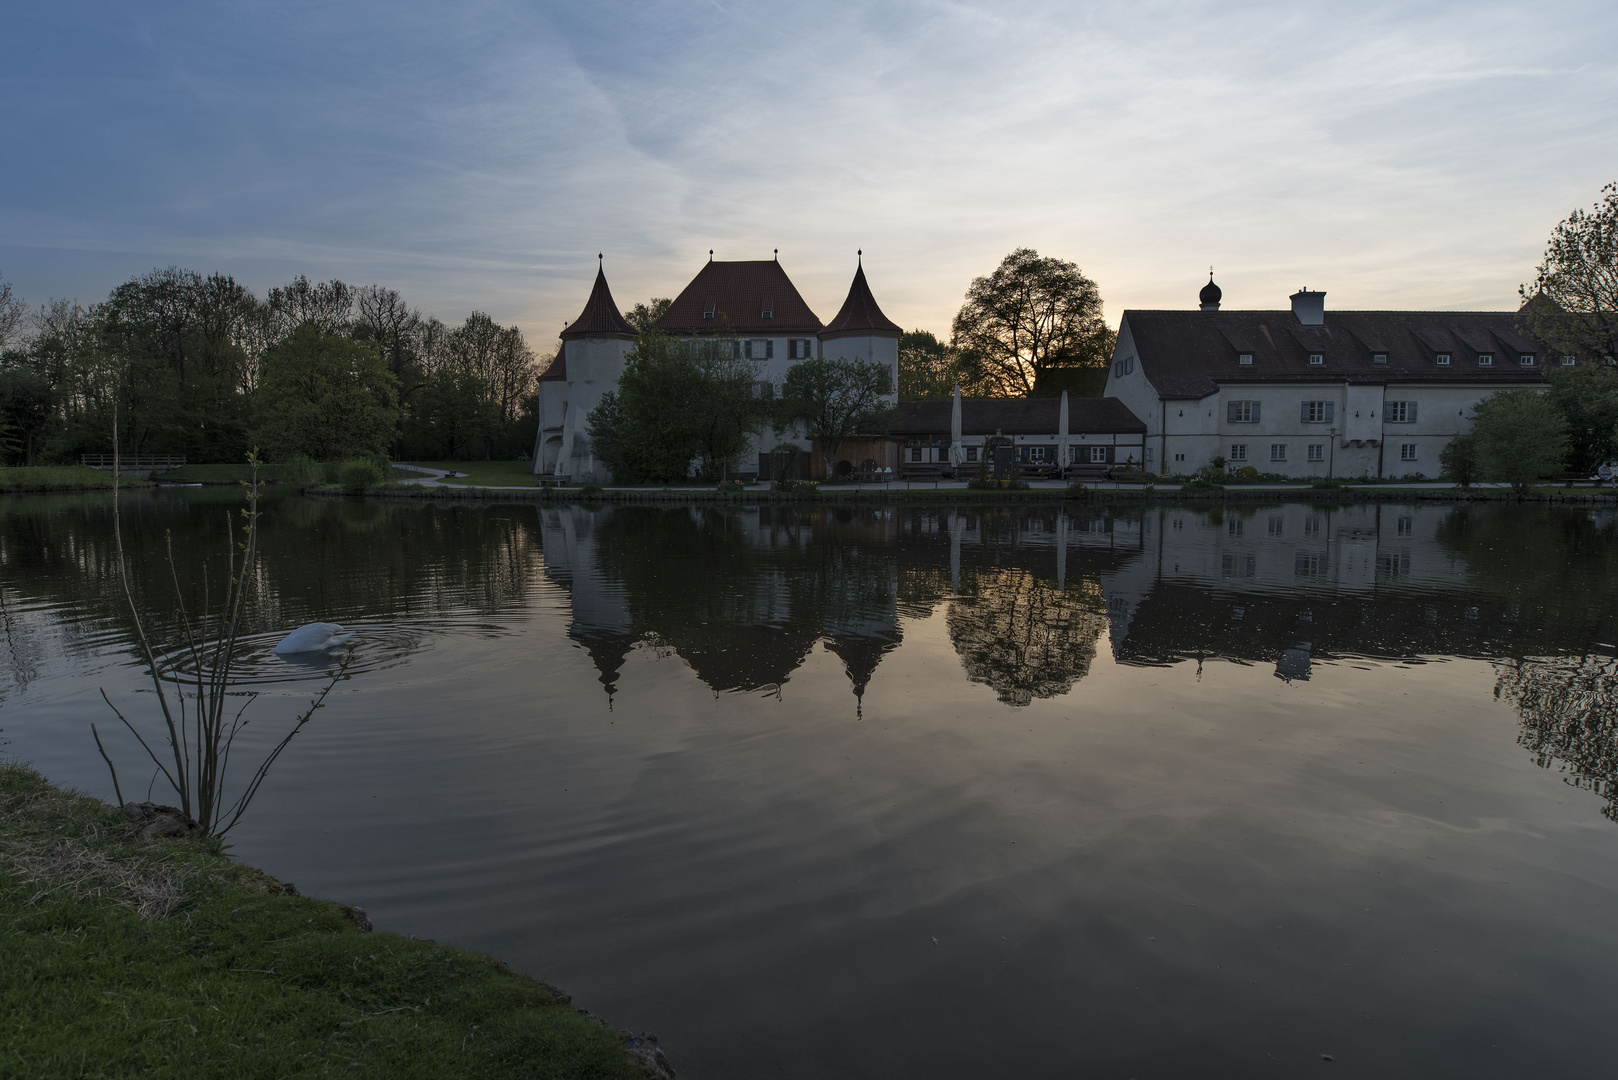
xmin=273 ymin=622 xmax=355 ymax=655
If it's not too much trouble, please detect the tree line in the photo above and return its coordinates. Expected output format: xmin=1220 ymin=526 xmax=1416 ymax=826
xmin=0 ymin=268 xmax=543 ymax=465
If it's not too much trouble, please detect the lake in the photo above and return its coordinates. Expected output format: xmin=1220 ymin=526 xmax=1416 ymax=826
xmin=3 ymin=489 xmax=1617 ymax=1078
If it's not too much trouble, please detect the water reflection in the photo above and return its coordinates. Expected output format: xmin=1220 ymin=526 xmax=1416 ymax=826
xmin=1498 ymin=654 xmax=1618 ymax=820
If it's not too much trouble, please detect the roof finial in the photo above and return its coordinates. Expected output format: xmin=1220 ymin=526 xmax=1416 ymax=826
xmin=598 ymin=252 xmax=604 ymax=266
xmin=709 ymin=249 xmax=714 ymax=262
xmin=774 ymin=248 xmax=778 ymax=261
xmin=857 ymin=248 xmax=862 ymax=265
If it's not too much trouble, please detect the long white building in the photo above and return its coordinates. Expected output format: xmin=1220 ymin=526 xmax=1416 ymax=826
xmin=1103 ymin=276 xmax=1565 ymax=479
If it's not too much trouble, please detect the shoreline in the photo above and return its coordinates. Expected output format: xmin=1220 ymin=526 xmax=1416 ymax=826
xmin=0 ymin=760 xmax=674 ymax=1078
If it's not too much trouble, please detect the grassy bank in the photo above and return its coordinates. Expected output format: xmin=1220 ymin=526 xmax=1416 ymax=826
xmin=0 ymin=761 xmax=664 ymax=1079
xmin=0 ymin=466 xmax=151 ymax=492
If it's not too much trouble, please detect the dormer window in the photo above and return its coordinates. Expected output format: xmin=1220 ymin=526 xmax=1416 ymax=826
xmin=761 ymin=299 xmax=775 ymax=319
xmin=1478 ymin=353 xmax=1493 ymax=366
xmin=702 ymin=300 xmax=717 ymax=320
xmin=1435 ymin=352 xmax=1451 ymax=365
xmin=1308 ymin=353 xmax=1324 ymax=366
xmin=1372 ymin=353 xmax=1388 ymax=364
xmin=1238 ymin=353 xmax=1253 ymax=366
xmin=1518 ymin=354 xmax=1534 ymax=366
xmin=1562 ymin=355 xmax=1577 ymax=366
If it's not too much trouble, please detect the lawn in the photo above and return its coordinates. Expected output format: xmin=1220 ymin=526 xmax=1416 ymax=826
xmin=0 ymin=760 xmax=656 ymax=1079
xmin=405 ymin=461 xmax=539 ymax=487
xmin=0 ymin=466 xmax=149 ymax=491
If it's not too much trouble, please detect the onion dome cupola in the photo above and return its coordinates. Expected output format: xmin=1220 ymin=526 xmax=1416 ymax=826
xmin=1199 ymin=270 xmax=1222 ymax=313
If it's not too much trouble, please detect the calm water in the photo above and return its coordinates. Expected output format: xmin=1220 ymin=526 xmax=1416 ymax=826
xmin=4 ymin=490 xmax=1618 ymax=1077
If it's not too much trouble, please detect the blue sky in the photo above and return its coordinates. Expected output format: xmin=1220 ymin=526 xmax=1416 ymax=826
xmin=3 ymin=0 xmax=1616 ymax=347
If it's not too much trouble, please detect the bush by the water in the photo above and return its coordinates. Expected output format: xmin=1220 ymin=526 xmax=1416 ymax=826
xmin=337 ymin=459 xmax=384 ymax=492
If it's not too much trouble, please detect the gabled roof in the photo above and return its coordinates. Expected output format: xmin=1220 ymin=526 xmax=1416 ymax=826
xmin=885 ymin=396 xmax=1147 ymax=436
xmin=821 ymin=263 xmax=902 ymax=339
xmin=1121 ymin=310 xmax=1553 ymax=398
xmin=655 ymin=259 xmax=824 ymax=335
xmin=560 ymin=265 xmax=638 ymax=339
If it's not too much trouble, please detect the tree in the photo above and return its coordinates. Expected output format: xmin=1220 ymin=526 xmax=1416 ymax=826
xmin=778 ymin=357 xmax=896 ymax=478
xmin=624 ymin=298 xmax=672 ymax=333
xmin=265 ymin=276 xmax=354 ymax=341
xmin=1542 ymin=361 xmax=1618 ymax=470
xmin=0 ymin=273 xmax=24 ymax=348
xmin=1470 ymin=389 xmax=1569 ymax=494
xmin=586 ymin=332 xmax=761 ymax=483
xmin=252 ymin=324 xmax=399 ymax=461
xmin=1520 ymin=182 xmax=1618 ymax=364
xmin=1438 ymin=433 xmax=1479 ymax=487
xmin=898 ymin=329 xmax=992 ymax=400
xmin=408 ymin=368 xmax=501 ymax=459
xmin=949 ymin=248 xmax=1114 ymax=398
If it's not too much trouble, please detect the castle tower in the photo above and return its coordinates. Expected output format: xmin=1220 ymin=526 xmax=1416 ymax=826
xmin=819 ymin=254 xmax=903 ymax=401
xmin=548 ymin=259 xmax=638 ymax=482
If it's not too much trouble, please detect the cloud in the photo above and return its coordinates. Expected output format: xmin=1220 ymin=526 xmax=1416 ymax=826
xmin=2 ymin=0 xmax=1615 ymax=339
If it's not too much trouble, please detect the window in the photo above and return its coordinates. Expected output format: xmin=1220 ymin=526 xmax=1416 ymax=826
xmin=964 ymin=446 xmax=978 ymax=463
xmin=1145 ymin=448 xmax=1154 ymax=464
xmin=1267 ymin=516 xmax=1284 ymax=537
xmin=1435 ymin=352 xmax=1451 ymax=365
xmin=1302 ymin=400 xmax=1335 ymax=423
xmin=1372 ymin=353 xmax=1388 ymax=364
xmin=1562 ymin=355 xmax=1577 ymax=366
xmin=1401 ymin=443 xmax=1418 ymax=461
xmin=755 ymin=380 xmax=774 ymax=399
xmin=1228 ymin=519 xmax=1245 ymax=537
xmin=1026 ymin=445 xmax=1048 ymax=462
xmin=1519 ymin=354 xmax=1534 ymax=366
xmin=1238 ymin=352 xmax=1253 ymax=366
xmin=789 ymin=338 xmax=814 ymax=359
xmin=1387 ymin=401 xmax=1417 ymax=423
xmin=745 ymin=339 xmax=774 ymax=360
xmin=760 ymin=301 xmax=774 ymax=319
xmin=1222 ymin=553 xmax=1256 ymax=578
xmin=1174 ymin=453 xmax=1186 ymax=463
xmin=1309 ymin=353 xmax=1325 ymax=366
xmin=1377 ymin=552 xmax=1411 ymax=579
xmin=1478 ymin=353 xmax=1493 ymax=366
xmin=1227 ymin=400 xmax=1260 ymax=423
xmin=910 ymin=447 xmax=923 ymax=463
xmin=1295 ymin=553 xmax=1327 ymax=576
xmin=1397 ymin=516 xmax=1414 ymax=537
xmin=1089 ymin=446 xmax=1109 ymax=463
xmin=1307 ymin=443 xmax=1324 ymax=462
xmin=1229 ymin=444 xmax=1248 ymax=462
xmin=1270 ymin=444 xmax=1287 ymax=462
xmin=702 ymin=300 xmax=717 ymax=320
xmin=1124 ymin=356 xmax=1134 ymax=374
xmin=1303 ymin=516 xmax=1322 ymax=538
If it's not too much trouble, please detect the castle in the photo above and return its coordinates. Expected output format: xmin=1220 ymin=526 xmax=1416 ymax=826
xmin=532 ymin=254 xmax=901 ymax=482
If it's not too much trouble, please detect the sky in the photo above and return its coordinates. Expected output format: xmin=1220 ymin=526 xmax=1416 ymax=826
xmin=3 ymin=0 xmax=1616 ymax=347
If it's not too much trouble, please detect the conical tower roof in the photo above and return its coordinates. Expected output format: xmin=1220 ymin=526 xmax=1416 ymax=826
xmin=561 ymin=262 xmax=638 ymax=339
xmin=821 ymin=260 xmax=902 ymax=340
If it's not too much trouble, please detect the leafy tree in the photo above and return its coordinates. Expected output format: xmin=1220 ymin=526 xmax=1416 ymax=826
xmin=1542 ymin=362 xmax=1618 ymax=470
xmin=265 ymin=276 xmax=354 ymax=340
xmin=252 ymin=324 xmax=399 ymax=461
xmin=1438 ymin=432 xmax=1479 ymax=487
xmin=778 ymin=356 xmax=896 ymax=478
xmin=0 ymin=273 xmax=24 ymax=348
xmin=949 ymin=248 xmax=1115 ymax=398
xmin=1469 ymin=389 xmax=1569 ymax=493
xmin=624 ymin=298 xmax=672 ymax=333
xmin=408 ymin=368 xmax=501 ymax=459
xmin=898 ymin=329 xmax=992 ymax=400
xmin=587 ymin=332 xmax=760 ymax=483
xmin=1520 ymin=182 xmax=1618 ymax=364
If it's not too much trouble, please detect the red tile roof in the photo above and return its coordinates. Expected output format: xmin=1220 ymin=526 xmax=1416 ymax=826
xmin=561 ymin=265 xmax=637 ymax=339
xmin=655 ymin=260 xmax=824 ymax=335
xmin=537 ymin=351 xmax=567 ymax=380
xmin=822 ymin=263 xmax=902 ymax=339
xmin=1123 ymin=310 xmax=1555 ymax=398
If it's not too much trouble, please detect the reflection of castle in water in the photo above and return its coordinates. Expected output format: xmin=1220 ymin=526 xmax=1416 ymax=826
xmin=539 ymin=502 xmax=1618 ymax=705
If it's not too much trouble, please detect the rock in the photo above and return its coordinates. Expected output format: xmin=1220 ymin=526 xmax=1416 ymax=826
xmin=619 ymin=1031 xmax=676 ymax=1079
xmin=339 ymin=905 xmax=373 ymax=932
xmin=121 ymin=802 xmax=202 ymax=840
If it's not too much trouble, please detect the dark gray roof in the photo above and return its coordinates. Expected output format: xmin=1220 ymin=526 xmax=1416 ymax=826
xmin=886 ymin=396 xmax=1146 ymax=436
xmin=1122 ymin=310 xmax=1554 ymax=399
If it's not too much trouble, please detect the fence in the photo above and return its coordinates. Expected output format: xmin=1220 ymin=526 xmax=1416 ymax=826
xmin=80 ymin=454 xmax=188 ymax=471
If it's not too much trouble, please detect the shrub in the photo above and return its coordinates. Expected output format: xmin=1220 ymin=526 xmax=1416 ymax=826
xmin=717 ymin=480 xmax=747 ymax=494
xmin=1440 ymin=433 xmax=1480 ymax=487
xmin=288 ymin=454 xmax=323 ymax=489
xmin=1236 ymin=465 xmax=1259 ymax=478
xmin=337 ymin=459 xmax=384 ymax=493
xmin=1066 ymin=480 xmax=1088 ymax=495
xmin=773 ymin=478 xmax=818 ymax=493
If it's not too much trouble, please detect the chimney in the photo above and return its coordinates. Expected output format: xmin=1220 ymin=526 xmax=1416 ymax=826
xmin=1290 ymin=289 xmax=1325 ymax=326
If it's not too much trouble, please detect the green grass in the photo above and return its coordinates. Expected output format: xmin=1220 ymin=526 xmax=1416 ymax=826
xmin=0 ymin=761 xmax=651 ymax=1079
xmin=405 ymin=461 xmax=538 ymax=487
xmin=152 ymin=463 xmax=303 ymax=484
xmin=0 ymin=466 xmax=151 ymax=491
